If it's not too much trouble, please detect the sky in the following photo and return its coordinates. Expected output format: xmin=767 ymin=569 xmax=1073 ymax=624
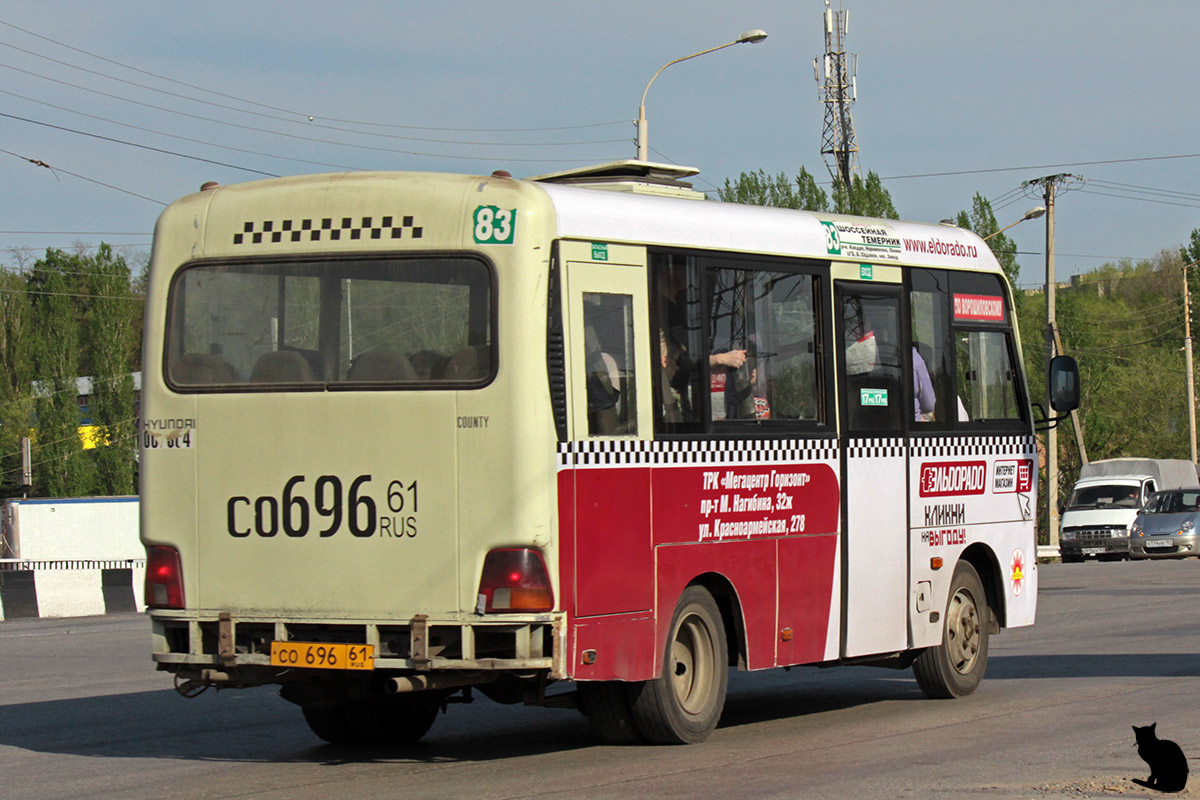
xmin=2 ymin=0 xmax=1199 ymax=287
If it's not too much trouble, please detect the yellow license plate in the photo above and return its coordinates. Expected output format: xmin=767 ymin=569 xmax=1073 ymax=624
xmin=270 ymin=641 xmax=374 ymax=670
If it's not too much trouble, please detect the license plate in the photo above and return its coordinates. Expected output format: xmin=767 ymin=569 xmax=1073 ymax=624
xmin=1081 ymin=547 xmax=1105 ymax=555
xmin=1144 ymin=539 xmax=1174 ymax=549
xmin=270 ymin=641 xmax=374 ymax=670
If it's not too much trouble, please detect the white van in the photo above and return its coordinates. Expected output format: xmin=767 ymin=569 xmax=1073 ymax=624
xmin=1059 ymin=458 xmax=1198 ymax=561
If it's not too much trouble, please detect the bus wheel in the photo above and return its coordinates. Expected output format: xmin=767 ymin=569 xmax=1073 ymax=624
xmin=302 ymin=701 xmax=438 ymax=745
xmin=579 ymin=681 xmax=643 ymax=744
xmin=302 ymin=705 xmax=356 ymax=744
xmin=913 ymin=561 xmax=989 ymax=699
xmin=629 ymin=586 xmax=728 ymax=744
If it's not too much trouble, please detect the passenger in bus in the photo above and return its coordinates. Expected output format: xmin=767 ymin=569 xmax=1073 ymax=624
xmin=587 ymin=350 xmax=622 ymax=434
xmin=660 ymin=330 xmax=683 ymax=422
xmin=656 ymin=265 xmax=746 ymax=421
xmin=725 ymin=347 xmax=770 ymax=420
xmin=913 ymin=346 xmax=936 ymax=422
xmin=409 ymin=349 xmax=450 ymax=380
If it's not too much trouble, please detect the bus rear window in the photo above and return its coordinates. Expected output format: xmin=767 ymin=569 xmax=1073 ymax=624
xmin=166 ymin=256 xmax=494 ymax=390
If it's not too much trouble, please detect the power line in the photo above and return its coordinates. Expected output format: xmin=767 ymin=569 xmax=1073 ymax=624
xmin=0 ymin=114 xmax=277 ymax=178
xmin=1 ymin=87 xmax=369 ymax=172
xmin=0 ymin=18 xmax=628 ymax=134
xmin=0 ymin=60 xmax=627 ymax=148
xmin=0 ymin=145 xmax=169 ymax=205
xmin=874 ymin=153 xmax=1200 ymax=183
xmin=1076 ymin=187 xmax=1200 ymax=210
xmin=1087 ymin=179 xmax=1200 ymax=202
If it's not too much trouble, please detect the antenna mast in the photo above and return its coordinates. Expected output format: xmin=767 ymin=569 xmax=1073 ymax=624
xmin=814 ymin=1 xmax=860 ymax=189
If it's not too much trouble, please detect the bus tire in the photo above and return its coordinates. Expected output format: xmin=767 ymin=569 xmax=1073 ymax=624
xmin=302 ymin=705 xmax=356 ymax=744
xmin=302 ymin=701 xmax=437 ymax=745
xmin=579 ymin=681 xmax=643 ymax=744
xmin=628 ymin=586 xmax=728 ymax=744
xmin=913 ymin=561 xmax=989 ymax=699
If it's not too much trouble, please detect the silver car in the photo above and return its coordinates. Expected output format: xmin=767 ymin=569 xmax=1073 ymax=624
xmin=1130 ymin=489 xmax=1200 ymax=558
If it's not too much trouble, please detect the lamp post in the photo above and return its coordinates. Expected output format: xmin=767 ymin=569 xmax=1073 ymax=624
xmin=983 ymin=206 xmax=1046 ymax=241
xmin=636 ymin=29 xmax=768 ymax=162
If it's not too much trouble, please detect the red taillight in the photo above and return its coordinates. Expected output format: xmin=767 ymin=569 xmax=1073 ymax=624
xmin=477 ymin=548 xmax=554 ymax=613
xmin=145 ymin=545 xmax=185 ymax=609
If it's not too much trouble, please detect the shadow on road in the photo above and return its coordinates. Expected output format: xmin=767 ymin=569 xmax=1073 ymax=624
xmin=987 ymin=652 xmax=1200 ymax=680
xmin=4 ymin=651 xmax=1195 ymax=763
xmin=0 ymin=687 xmax=592 ymax=764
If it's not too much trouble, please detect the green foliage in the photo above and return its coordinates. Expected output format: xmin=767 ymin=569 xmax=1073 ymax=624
xmin=83 ymin=245 xmax=139 ymax=495
xmin=0 ymin=270 xmax=34 ymax=497
xmin=28 ymin=250 xmax=94 ymax=497
xmin=831 ymin=171 xmax=898 ymax=219
xmin=719 ymin=166 xmax=897 ymax=218
xmin=954 ymin=194 xmax=1021 ymax=286
xmin=0 ymin=246 xmax=143 ymax=498
xmin=1016 ymin=246 xmax=1199 ymax=535
xmin=718 ymin=167 xmax=828 ymax=211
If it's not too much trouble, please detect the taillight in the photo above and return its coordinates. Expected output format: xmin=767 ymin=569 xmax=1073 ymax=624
xmin=145 ymin=545 xmax=185 ymax=609
xmin=477 ymin=548 xmax=554 ymax=613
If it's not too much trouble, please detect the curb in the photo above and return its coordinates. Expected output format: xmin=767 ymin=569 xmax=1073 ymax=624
xmin=0 ymin=561 xmax=145 ymax=620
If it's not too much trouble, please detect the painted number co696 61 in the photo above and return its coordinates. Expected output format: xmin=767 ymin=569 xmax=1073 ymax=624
xmin=227 ymin=475 xmax=418 ymax=538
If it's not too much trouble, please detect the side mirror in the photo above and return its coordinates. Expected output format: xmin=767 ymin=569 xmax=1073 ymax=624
xmin=1048 ymin=355 xmax=1080 ymax=412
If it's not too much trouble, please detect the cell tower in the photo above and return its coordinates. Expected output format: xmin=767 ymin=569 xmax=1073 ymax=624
xmin=814 ymin=0 xmax=859 ymax=188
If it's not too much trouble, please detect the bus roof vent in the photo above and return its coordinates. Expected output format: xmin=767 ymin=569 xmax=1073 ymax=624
xmin=528 ymin=160 xmax=707 ymax=200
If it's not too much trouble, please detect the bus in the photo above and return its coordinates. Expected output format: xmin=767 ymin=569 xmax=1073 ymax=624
xmin=140 ymin=161 xmax=1079 ymax=745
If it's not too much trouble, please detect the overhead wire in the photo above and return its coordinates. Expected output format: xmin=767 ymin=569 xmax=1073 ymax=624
xmin=1 ymin=87 xmax=369 ymax=172
xmin=0 ymin=19 xmax=628 ymax=134
xmin=0 ymin=59 xmax=627 ymax=149
xmin=0 ymin=143 xmax=169 ymax=204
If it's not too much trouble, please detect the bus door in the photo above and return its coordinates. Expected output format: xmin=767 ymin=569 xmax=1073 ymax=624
xmin=562 ymin=249 xmax=655 ymax=621
xmin=835 ymin=281 xmax=909 ymax=658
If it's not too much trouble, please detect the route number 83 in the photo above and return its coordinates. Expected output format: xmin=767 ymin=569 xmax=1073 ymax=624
xmin=473 ymin=205 xmax=517 ymax=244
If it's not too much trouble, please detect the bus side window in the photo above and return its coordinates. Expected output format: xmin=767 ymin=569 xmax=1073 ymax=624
xmin=841 ymin=290 xmax=904 ymax=432
xmin=582 ymin=293 xmax=637 ymax=437
xmin=708 ymin=268 xmax=822 ymax=423
xmin=652 ymin=255 xmax=704 ymax=432
xmin=910 ymin=269 xmax=953 ymax=428
xmin=955 ymin=330 xmax=1022 ymax=422
xmin=949 ymin=271 xmax=1024 ymax=425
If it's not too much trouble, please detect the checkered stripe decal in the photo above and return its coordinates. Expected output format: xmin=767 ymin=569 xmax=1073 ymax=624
xmin=233 ymin=215 xmax=423 ymax=245
xmin=558 ymin=438 xmax=839 ymax=469
xmin=845 ymin=437 xmax=905 ymax=459
xmin=909 ymin=434 xmax=1034 ymax=458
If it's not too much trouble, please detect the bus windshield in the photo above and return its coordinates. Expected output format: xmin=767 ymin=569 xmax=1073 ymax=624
xmin=165 ymin=256 xmax=493 ymax=389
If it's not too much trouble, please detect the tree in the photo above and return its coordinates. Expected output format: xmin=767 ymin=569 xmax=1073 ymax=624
xmin=82 ymin=244 xmax=139 ymax=495
xmin=831 ymin=171 xmax=898 ymax=218
xmin=0 ymin=269 xmax=34 ymax=497
xmin=718 ymin=167 xmax=828 ymax=211
xmin=27 ymin=250 xmax=94 ymax=497
xmin=954 ymin=194 xmax=1020 ymax=286
xmin=1 ymin=245 xmax=145 ymax=499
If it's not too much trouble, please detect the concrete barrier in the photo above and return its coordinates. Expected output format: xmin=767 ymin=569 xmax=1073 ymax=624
xmin=0 ymin=560 xmax=145 ymax=620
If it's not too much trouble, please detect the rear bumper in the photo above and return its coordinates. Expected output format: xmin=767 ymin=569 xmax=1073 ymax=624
xmin=149 ymin=611 xmax=566 ymax=684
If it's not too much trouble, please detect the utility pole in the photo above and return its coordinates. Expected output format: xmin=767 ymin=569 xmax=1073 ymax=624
xmin=813 ymin=1 xmax=859 ymax=189
xmin=1023 ymin=173 xmax=1081 ymax=551
xmin=1052 ymin=323 xmax=1088 ymax=465
xmin=1185 ymin=261 xmax=1197 ymax=462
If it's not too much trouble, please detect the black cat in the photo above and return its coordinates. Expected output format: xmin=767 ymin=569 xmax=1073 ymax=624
xmin=1133 ymin=723 xmax=1188 ymax=793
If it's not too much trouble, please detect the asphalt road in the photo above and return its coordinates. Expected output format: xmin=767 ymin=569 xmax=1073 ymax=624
xmin=3 ymin=559 xmax=1200 ymax=799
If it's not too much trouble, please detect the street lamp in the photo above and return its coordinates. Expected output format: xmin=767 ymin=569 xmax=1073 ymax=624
xmin=636 ymin=29 xmax=768 ymax=162
xmin=983 ymin=206 xmax=1046 ymax=241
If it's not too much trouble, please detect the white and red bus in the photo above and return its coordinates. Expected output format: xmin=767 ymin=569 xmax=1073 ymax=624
xmin=140 ymin=162 xmax=1078 ymax=745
